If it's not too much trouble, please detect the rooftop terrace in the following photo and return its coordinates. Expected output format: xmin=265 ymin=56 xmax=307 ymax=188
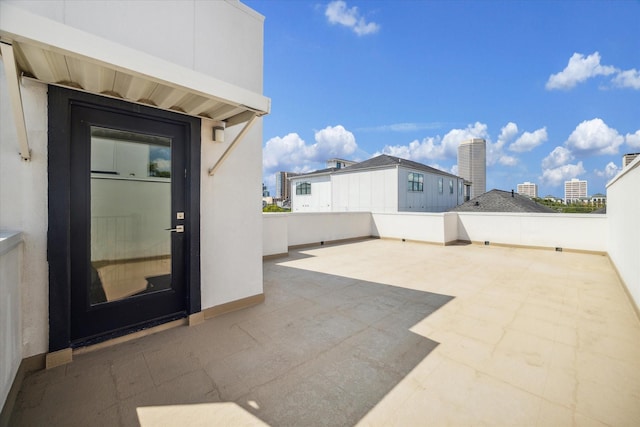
xmin=8 ymin=239 xmax=640 ymax=426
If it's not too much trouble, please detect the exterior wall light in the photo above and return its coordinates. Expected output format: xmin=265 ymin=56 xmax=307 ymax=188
xmin=213 ymin=124 xmax=225 ymax=143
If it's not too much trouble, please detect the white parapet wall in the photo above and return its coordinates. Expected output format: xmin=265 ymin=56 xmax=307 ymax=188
xmin=456 ymin=212 xmax=608 ymax=253
xmin=370 ymin=212 xmax=454 ymax=244
xmin=263 ymin=213 xmax=289 ymax=257
xmin=607 ymin=156 xmax=640 ymax=311
xmin=0 ymin=232 xmax=23 ymax=411
xmin=262 ymin=212 xmax=372 ymax=256
xmin=264 ymin=210 xmax=609 ymax=256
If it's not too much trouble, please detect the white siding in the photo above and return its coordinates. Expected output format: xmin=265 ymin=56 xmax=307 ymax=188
xmin=398 ymin=167 xmax=463 ymax=212
xmin=290 ymin=175 xmax=332 ymax=212
xmin=332 ymin=168 xmax=398 ymax=212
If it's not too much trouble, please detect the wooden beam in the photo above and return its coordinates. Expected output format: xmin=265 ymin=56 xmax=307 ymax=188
xmin=1 ymin=42 xmax=31 ymax=160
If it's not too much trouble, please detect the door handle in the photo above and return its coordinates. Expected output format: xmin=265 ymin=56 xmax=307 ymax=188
xmin=165 ymin=225 xmax=184 ymax=233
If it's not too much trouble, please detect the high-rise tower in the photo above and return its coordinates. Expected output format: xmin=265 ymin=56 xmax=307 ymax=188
xmin=457 ymin=138 xmax=486 ymax=199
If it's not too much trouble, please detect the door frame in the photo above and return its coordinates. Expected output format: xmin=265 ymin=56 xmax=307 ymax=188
xmin=48 ymin=85 xmax=201 ymax=351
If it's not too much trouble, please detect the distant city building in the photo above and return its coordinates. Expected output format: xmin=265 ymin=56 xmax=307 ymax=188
xmin=275 ymin=171 xmax=299 ymax=200
xmin=517 ymin=181 xmax=538 ymax=198
xmin=457 ymin=138 xmax=486 ymax=199
xmin=564 ymin=178 xmax=587 ymax=203
xmin=326 ymin=158 xmax=357 ymax=169
xmin=622 ymin=153 xmax=639 ymax=168
xmin=262 ymin=183 xmax=270 ymax=197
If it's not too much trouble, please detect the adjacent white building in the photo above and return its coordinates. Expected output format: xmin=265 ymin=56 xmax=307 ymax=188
xmin=290 ymin=155 xmax=466 ymax=213
xmin=457 ymin=138 xmax=486 ymax=199
xmin=517 ymin=181 xmax=538 ymax=198
xmin=565 ymin=178 xmax=588 ymax=203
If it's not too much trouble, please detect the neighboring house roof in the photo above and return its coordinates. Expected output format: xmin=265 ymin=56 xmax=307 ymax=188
xmin=450 ymin=189 xmax=557 ymax=213
xmin=291 ymin=154 xmax=463 ymax=181
xmin=288 ymin=168 xmax=337 ymax=179
xmin=337 ymin=154 xmax=461 ymax=179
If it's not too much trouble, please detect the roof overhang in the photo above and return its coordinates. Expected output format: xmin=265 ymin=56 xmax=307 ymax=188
xmin=0 ymin=3 xmax=270 ymax=159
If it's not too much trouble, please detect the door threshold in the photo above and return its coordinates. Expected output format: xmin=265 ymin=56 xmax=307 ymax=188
xmin=73 ymin=317 xmax=187 ymax=356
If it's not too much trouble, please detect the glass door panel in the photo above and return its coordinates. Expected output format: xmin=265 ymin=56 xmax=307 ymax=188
xmin=89 ymin=127 xmax=173 ymax=305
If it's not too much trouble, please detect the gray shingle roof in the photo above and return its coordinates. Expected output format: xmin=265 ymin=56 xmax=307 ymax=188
xmin=292 ymin=154 xmax=462 ymax=180
xmin=450 ymin=189 xmax=557 ymax=213
xmin=336 ymin=154 xmax=461 ymax=179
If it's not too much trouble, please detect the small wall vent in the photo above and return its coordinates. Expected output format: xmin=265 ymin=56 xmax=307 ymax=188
xmin=484 ymin=241 xmax=490 ymax=245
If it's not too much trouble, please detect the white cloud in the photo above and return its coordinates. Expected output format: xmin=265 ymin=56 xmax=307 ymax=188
xmin=499 ymin=155 xmax=518 ymax=166
xmin=594 ymin=162 xmax=621 ymax=179
xmin=375 ymin=122 xmax=489 ymax=162
xmin=626 ymin=130 xmax=640 ymax=148
xmin=262 ymin=125 xmax=357 ymax=176
xmin=508 ymin=127 xmax=548 ymax=153
xmin=325 ymin=1 xmax=380 ymax=36
xmin=540 ymin=162 xmax=585 ymax=186
xmin=565 ymin=118 xmax=624 ymax=155
xmin=542 ymin=146 xmax=573 ymax=169
xmin=612 ymin=68 xmax=640 ymax=90
xmin=495 ymin=122 xmax=518 ymax=150
xmin=314 ymin=125 xmax=357 ymax=158
xmin=546 ymin=52 xmax=617 ymax=90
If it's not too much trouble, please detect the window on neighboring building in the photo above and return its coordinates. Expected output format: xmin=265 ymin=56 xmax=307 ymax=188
xmin=458 ymin=181 xmax=463 ymax=196
xmin=438 ymin=177 xmax=443 ymax=194
xmin=449 ymin=180 xmax=454 ymax=194
xmin=296 ymin=181 xmax=311 ymax=195
xmin=408 ymin=172 xmax=424 ymax=191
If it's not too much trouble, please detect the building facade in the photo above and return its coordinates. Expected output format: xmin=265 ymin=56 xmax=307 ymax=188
xmin=275 ymin=171 xmax=299 ymax=200
xmin=0 ymin=0 xmax=269 ymax=392
xmin=457 ymin=138 xmax=486 ymax=199
xmin=564 ymin=178 xmax=588 ymax=203
xmin=290 ymin=155 xmax=466 ymax=213
xmin=517 ymin=182 xmax=538 ymax=198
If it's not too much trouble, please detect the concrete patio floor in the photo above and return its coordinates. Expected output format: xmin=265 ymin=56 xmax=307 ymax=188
xmin=9 ymin=239 xmax=640 ymax=426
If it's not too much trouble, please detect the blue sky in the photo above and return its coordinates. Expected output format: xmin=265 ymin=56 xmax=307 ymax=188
xmin=245 ymin=0 xmax=640 ymax=197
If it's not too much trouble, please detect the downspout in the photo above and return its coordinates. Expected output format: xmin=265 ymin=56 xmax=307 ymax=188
xmin=0 ymin=41 xmax=31 ymax=160
xmin=207 ymin=113 xmax=258 ymax=176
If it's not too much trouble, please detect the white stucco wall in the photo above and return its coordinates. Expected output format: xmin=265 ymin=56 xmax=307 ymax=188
xmin=371 ymin=212 xmax=448 ymax=243
xmin=607 ymin=158 xmax=640 ymax=310
xmin=201 ymin=120 xmax=264 ymax=307
xmin=290 ymin=175 xmax=332 ymax=212
xmin=4 ymin=0 xmax=264 ymax=93
xmin=286 ymin=212 xmax=373 ymax=247
xmin=262 ymin=213 xmax=288 ymax=257
xmin=0 ymin=71 xmax=49 ymax=359
xmin=0 ymin=233 xmax=23 ymax=411
xmin=332 ymin=168 xmax=398 ymax=212
xmin=456 ymin=212 xmax=607 ymax=252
